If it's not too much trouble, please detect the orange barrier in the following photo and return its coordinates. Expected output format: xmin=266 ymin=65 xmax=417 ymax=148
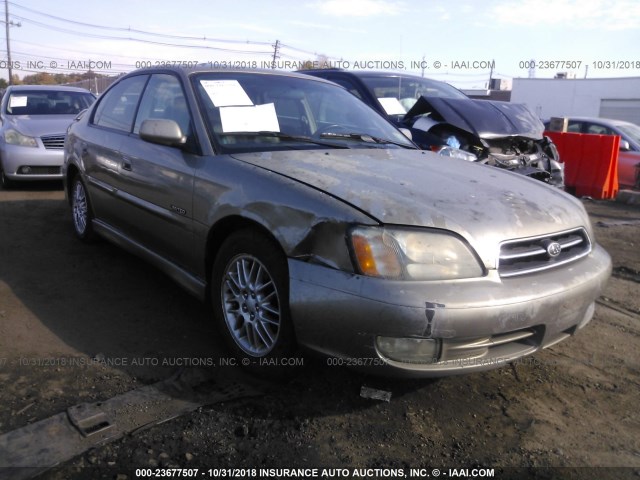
xmin=544 ymin=131 xmax=619 ymax=199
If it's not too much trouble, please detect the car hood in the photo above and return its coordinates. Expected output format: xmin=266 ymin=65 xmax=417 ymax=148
xmin=4 ymin=115 xmax=77 ymax=137
xmin=405 ymin=96 xmax=544 ymax=139
xmin=231 ymin=148 xmax=589 ymax=268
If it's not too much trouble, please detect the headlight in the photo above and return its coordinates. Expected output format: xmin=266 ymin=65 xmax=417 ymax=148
xmin=433 ymin=145 xmax=477 ymax=162
xmin=4 ymin=129 xmax=38 ymax=147
xmin=349 ymin=227 xmax=484 ymax=281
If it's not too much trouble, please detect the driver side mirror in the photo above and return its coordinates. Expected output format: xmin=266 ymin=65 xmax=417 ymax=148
xmin=139 ymin=119 xmax=186 ymax=147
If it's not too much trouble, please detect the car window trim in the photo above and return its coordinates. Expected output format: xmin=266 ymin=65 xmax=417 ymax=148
xmin=131 ymin=72 xmax=203 ymax=156
xmin=90 ymin=74 xmax=151 ymax=134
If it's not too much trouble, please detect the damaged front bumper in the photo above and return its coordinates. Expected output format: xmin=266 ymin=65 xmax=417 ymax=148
xmin=288 ymin=245 xmax=611 ymax=377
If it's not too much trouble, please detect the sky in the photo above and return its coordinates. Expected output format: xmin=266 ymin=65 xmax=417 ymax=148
xmin=3 ymin=0 xmax=640 ymax=89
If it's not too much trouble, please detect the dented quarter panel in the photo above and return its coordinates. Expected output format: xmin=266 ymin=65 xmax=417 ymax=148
xmin=190 ymin=153 xmax=377 ymax=278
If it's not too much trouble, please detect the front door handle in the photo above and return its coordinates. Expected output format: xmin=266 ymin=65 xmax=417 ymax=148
xmin=121 ymin=157 xmax=132 ymax=171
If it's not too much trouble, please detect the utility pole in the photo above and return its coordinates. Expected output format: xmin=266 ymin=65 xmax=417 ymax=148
xmin=271 ymin=39 xmax=280 ymax=69
xmin=5 ymin=0 xmax=11 ymax=85
xmin=4 ymin=0 xmax=20 ymax=85
xmin=488 ymin=59 xmax=494 ymax=89
xmin=528 ymin=58 xmax=536 ymax=78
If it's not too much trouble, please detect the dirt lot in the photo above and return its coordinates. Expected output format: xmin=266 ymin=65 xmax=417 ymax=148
xmin=0 ymin=183 xmax=638 ymax=480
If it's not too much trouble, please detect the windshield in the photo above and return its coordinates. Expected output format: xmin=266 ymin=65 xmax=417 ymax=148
xmin=359 ymin=75 xmax=468 ymax=115
xmin=193 ymin=72 xmax=414 ymax=153
xmin=616 ymin=123 xmax=640 ymax=145
xmin=5 ymin=90 xmax=95 ymax=116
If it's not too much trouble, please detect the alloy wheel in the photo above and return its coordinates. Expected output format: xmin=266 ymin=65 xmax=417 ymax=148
xmin=221 ymin=254 xmax=281 ymax=356
xmin=72 ymin=180 xmax=89 ymax=235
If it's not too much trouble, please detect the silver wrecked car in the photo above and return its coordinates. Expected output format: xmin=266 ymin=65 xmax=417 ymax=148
xmin=63 ymin=67 xmax=611 ymax=377
xmin=0 ymin=85 xmax=95 ymax=188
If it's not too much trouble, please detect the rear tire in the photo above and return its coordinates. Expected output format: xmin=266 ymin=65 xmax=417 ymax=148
xmin=70 ymin=176 xmax=96 ymax=242
xmin=211 ymin=229 xmax=298 ymax=376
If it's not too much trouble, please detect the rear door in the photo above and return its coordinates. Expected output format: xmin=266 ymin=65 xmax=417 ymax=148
xmin=83 ymin=74 xmax=149 ymax=227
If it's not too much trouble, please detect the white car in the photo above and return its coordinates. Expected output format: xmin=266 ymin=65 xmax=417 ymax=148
xmin=0 ymin=84 xmax=95 ymax=188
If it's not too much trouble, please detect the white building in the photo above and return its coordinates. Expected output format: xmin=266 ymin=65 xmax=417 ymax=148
xmin=510 ymin=77 xmax=640 ymax=124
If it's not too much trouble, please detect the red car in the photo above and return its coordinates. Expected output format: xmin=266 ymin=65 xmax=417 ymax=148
xmin=551 ymin=117 xmax=640 ymax=190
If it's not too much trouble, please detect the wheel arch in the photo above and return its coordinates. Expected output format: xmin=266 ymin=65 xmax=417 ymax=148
xmin=65 ymin=163 xmax=81 ymax=204
xmin=204 ymin=215 xmax=288 ymax=288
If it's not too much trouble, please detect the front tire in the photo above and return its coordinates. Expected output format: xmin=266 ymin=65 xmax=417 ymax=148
xmin=211 ymin=229 xmax=296 ymax=373
xmin=0 ymin=165 xmax=13 ymax=190
xmin=70 ymin=176 xmax=95 ymax=242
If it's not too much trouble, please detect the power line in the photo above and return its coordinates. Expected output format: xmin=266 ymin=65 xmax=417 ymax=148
xmin=8 ymin=1 xmax=272 ymax=46
xmin=279 ymin=42 xmax=341 ymax=61
xmin=12 ymin=39 xmax=169 ymax=61
xmin=11 ymin=14 xmax=275 ymax=56
xmin=6 ymin=3 xmax=346 ymax=75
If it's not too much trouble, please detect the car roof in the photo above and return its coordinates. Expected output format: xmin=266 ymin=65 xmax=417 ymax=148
xmin=300 ymin=68 xmax=425 ymax=80
xmin=107 ymin=66 xmax=340 ymax=93
xmin=554 ymin=116 xmax=638 ymax=128
xmin=5 ymin=84 xmax=94 ymax=94
xmin=124 ymin=65 xmax=337 ymax=83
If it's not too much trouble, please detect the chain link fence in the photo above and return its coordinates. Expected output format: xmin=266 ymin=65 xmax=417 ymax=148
xmin=63 ymin=76 xmax=120 ymax=95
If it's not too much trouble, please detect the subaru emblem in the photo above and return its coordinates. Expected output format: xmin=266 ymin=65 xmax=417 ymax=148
xmin=546 ymin=242 xmax=562 ymax=258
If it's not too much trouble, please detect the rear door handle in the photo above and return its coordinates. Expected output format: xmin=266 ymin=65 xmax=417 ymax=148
xmin=121 ymin=156 xmax=132 ymax=171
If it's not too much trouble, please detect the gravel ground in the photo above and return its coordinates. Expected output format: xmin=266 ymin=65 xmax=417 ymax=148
xmin=0 ymin=184 xmax=638 ymax=480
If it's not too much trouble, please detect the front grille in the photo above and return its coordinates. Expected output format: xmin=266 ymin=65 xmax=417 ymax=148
xmin=41 ymin=134 xmax=65 ymax=150
xmin=499 ymin=227 xmax=591 ymax=277
xmin=18 ymin=166 xmax=61 ymax=175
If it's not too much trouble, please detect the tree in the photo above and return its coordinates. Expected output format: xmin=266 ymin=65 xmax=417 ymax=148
xmin=298 ymin=55 xmax=334 ymax=70
xmin=13 ymin=70 xmax=109 ymax=86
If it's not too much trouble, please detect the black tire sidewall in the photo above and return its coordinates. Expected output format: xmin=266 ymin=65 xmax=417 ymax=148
xmin=0 ymin=165 xmax=12 ymax=190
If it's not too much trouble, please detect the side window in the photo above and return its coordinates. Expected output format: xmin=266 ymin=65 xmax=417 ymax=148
xmin=328 ymin=76 xmax=363 ymax=100
xmin=134 ymin=74 xmax=192 ymax=137
xmin=567 ymin=121 xmax=583 ymax=133
xmin=586 ymin=123 xmax=614 ymax=135
xmin=92 ymin=75 xmax=148 ymax=132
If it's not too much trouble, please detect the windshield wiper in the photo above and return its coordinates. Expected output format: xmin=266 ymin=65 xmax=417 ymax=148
xmin=319 ymin=132 xmax=417 ymax=149
xmin=222 ymin=131 xmax=349 ymax=149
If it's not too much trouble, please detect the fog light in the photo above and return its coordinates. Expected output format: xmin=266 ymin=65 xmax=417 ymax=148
xmin=376 ymin=336 xmax=441 ymax=364
xmin=21 ymin=166 xmax=32 ymax=174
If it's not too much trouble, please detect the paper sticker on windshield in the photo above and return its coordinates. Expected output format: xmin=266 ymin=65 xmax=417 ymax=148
xmin=219 ymin=103 xmax=280 ymax=132
xmin=378 ymin=97 xmax=406 ymax=115
xmin=200 ymin=80 xmax=253 ymax=107
xmin=9 ymin=96 xmax=28 ymax=108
